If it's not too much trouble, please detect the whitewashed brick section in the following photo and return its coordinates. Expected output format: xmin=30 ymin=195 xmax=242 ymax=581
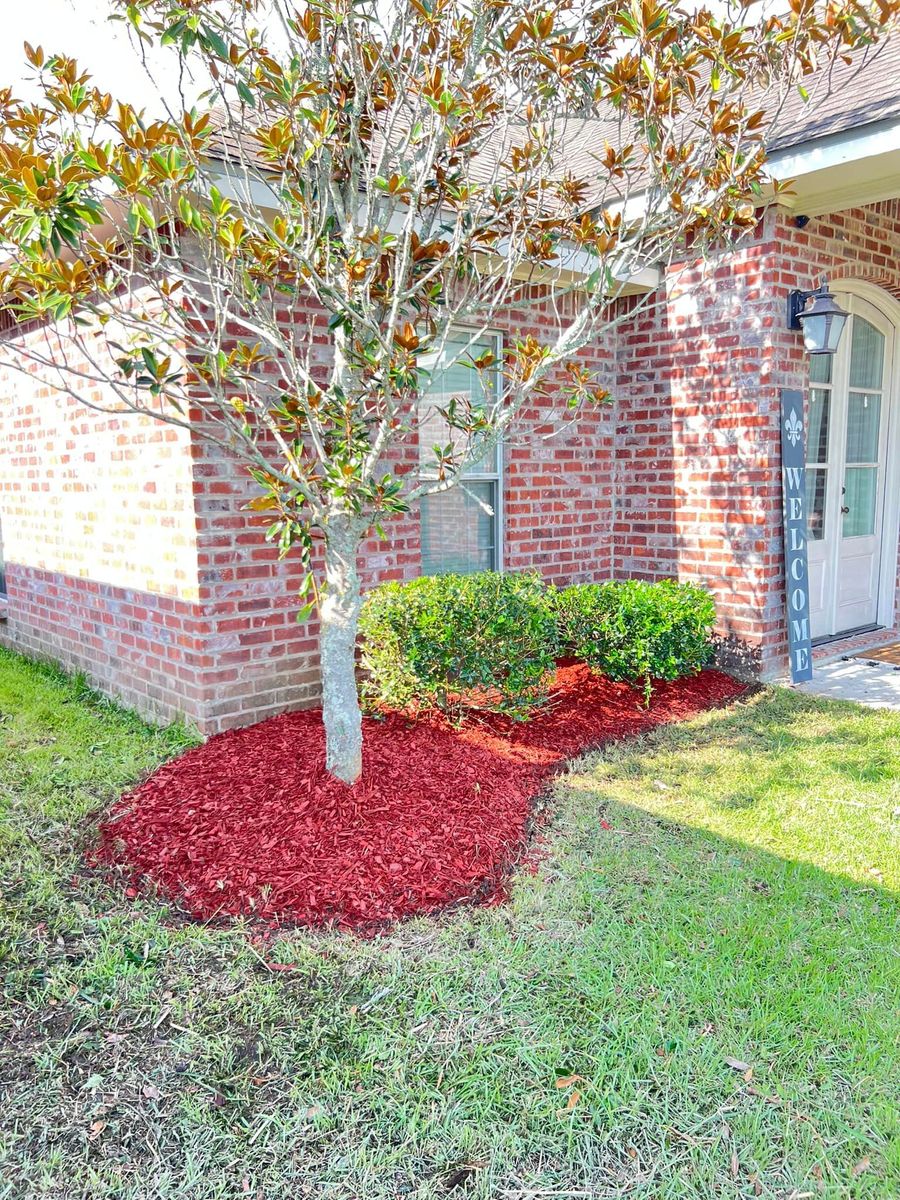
xmin=0 ymin=323 xmax=198 ymax=601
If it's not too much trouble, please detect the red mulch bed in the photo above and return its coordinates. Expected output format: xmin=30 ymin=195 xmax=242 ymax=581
xmin=95 ymin=663 xmax=746 ymax=929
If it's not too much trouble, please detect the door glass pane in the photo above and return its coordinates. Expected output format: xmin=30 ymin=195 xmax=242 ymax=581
xmin=418 ymin=337 xmax=498 ymax=475
xmin=845 ymin=392 xmax=881 ymax=463
xmin=805 ymin=469 xmax=827 ymax=540
xmin=806 ymin=388 xmax=830 ymax=464
xmin=421 ymin=481 xmax=497 ymax=574
xmin=848 ymin=316 xmax=885 ymax=390
xmin=842 ymin=467 xmax=877 ymax=538
xmin=809 ymin=354 xmax=832 ymax=385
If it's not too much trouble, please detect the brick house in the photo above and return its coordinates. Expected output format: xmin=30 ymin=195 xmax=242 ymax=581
xmin=2 ymin=44 xmax=900 ymax=733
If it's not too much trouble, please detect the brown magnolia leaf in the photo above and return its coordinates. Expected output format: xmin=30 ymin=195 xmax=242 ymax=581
xmin=724 ymin=1056 xmax=752 ymax=1073
xmin=88 ymin=1120 xmax=107 ymax=1141
xmin=730 ymin=1150 xmax=739 ymax=1179
xmin=24 ymin=41 xmax=45 ymax=68
xmin=555 ymin=1074 xmax=584 ymax=1088
xmin=556 ymin=1089 xmax=582 ymax=1116
xmin=852 ymin=1156 xmax=871 ymax=1178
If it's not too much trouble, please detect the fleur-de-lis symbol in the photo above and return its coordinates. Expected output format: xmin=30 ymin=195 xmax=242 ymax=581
xmin=784 ymin=407 xmax=803 ymax=447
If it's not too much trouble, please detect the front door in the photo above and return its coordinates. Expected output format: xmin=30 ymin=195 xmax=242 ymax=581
xmin=806 ymin=294 xmax=894 ymax=641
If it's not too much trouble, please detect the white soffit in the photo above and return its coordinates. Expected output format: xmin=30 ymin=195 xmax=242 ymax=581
xmin=766 ymin=118 xmax=900 ymax=215
xmin=208 ymin=165 xmax=662 ymax=295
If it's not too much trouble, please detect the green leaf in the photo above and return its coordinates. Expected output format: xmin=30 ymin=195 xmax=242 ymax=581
xmin=127 ymin=200 xmax=154 ymax=235
xmin=201 ymin=26 xmax=229 ymax=60
xmin=161 ymin=19 xmax=187 ymax=46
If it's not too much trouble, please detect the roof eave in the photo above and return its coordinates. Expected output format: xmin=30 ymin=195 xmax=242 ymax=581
xmin=764 ymin=115 xmax=900 ymax=216
xmin=207 ymin=163 xmax=662 ymax=295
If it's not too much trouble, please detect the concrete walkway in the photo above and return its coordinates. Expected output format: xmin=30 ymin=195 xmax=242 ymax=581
xmin=793 ymin=656 xmax=900 ymax=710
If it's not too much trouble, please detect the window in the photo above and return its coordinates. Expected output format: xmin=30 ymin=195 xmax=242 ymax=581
xmin=805 ymin=352 xmax=832 ymax=541
xmin=842 ymin=315 xmax=885 ymax=540
xmin=418 ymin=333 xmax=502 ymax=575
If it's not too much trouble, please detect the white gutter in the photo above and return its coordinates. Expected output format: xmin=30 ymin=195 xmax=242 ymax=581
xmin=604 ymin=114 xmax=900 ymax=230
xmin=767 ymin=115 xmax=900 ymax=183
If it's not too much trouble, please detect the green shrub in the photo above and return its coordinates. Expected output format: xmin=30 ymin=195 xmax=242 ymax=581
xmin=359 ymin=571 xmax=557 ymax=720
xmin=554 ymin=578 xmax=716 ymax=698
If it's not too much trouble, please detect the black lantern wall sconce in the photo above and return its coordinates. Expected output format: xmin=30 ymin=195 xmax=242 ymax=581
xmin=786 ymin=278 xmax=849 ymax=355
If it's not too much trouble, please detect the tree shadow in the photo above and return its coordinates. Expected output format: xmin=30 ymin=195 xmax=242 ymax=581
xmin=598 ymin=686 xmax=897 ymax=809
xmin=557 ymin=686 xmax=899 ymax=907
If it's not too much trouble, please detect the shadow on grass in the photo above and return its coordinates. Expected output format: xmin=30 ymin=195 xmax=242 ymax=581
xmin=566 ymin=684 xmax=900 ymax=844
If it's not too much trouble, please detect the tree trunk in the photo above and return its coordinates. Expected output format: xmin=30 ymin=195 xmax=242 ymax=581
xmin=320 ymin=518 xmax=364 ymax=785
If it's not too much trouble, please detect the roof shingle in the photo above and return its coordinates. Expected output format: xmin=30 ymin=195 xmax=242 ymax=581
xmin=768 ymin=35 xmax=900 ymax=150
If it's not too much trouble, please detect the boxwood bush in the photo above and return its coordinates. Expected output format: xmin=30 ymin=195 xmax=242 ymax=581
xmin=359 ymin=571 xmax=557 ymax=720
xmin=554 ymin=578 xmax=716 ymax=699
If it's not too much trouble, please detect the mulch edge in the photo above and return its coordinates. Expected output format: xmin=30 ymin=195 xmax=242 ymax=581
xmin=89 ymin=672 xmax=758 ymax=938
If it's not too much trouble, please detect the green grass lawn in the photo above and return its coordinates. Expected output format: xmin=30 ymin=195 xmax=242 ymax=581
xmin=1 ymin=646 xmax=898 ymax=1199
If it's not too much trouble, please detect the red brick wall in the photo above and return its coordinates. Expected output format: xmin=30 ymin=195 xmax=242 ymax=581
xmin=0 ymin=332 xmax=198 ymax=598
xmin=768 ymin=201 xmax=900 ymax=653
xmin=614 ymin=229 xmax=786 ymax=669
xmin=0 ymin=319 xmax=204 ymax=724
xmin=614 ymin=200 xmax=900 ymax=675
xmin=187 ymin=292 xmax=616 ymax=733
xmin=1 ymin=564 xmax=210 ymax=725
xmin=2 ymin=200 xmax=899 ymax=727
xmin=0 ymin=289 xmax=615 ymax=730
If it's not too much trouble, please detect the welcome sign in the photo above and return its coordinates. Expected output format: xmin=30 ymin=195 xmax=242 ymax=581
xmin=780 ymin=388 xmax=814 ymax=683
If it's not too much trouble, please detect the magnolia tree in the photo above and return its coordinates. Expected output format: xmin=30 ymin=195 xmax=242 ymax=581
xmin=0 ymin=0 xmax=895 ymax=782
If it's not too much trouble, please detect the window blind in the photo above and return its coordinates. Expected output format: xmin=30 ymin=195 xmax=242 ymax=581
xmin=418 ymin=334 xmax=501 ymax=575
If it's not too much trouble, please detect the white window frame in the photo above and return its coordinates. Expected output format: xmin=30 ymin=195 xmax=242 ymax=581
xmin=417 ymin=328 xmax=504 ymax=574
xmin=821 ymin=280 xmax=900 ymax=633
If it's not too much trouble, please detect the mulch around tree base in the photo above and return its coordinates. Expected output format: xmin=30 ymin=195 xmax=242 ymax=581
xmin=95 ymin=664 xmax=747 ymax=929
